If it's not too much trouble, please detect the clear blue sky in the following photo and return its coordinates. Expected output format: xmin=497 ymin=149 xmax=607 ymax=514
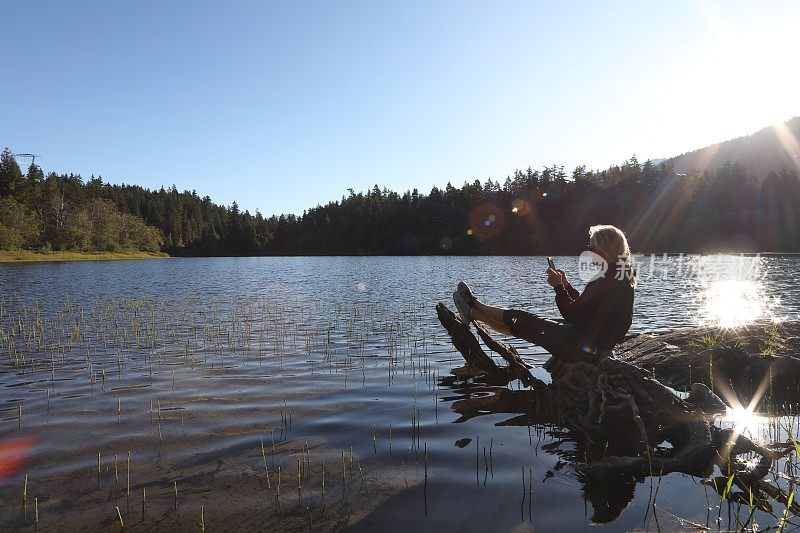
xmin=2 ymin=1 xmax=799 ymax=216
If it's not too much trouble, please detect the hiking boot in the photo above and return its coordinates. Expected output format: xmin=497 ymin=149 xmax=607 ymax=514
xmin=457 ymin=281 xmax=477 ymax=305
xmin=453 ymin=291 xmax=473 ymax=324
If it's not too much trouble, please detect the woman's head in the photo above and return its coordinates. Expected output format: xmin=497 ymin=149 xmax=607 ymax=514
xmin=588 ymin=224 xmax=631 ymax=264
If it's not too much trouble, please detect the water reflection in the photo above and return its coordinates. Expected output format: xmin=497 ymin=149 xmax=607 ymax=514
xmin=721 ymin=407 xmax=769 ymax=440
xmin=692 ymin=255 xmax=779 ymax=327
xmin=443 ymin=385 xmax=559 ymax=426
xmin=702 ymin=280 xmax=768 ymax=328
xmin=442 ymin=374 xmax=638 ymax=523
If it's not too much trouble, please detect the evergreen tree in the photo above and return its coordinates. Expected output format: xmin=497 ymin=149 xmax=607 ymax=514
xmin=0 ymin=148 xmax=24 ymax=197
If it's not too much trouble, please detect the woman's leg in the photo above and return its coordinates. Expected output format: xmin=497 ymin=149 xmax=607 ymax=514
xmin=475 ymin=301 xmax=573 ymax=355
xmin=472 ymin=299 xmax=572 ymax=358
xmin=471 ymin=300 xmax=512 ymax=335
xmin=461 ymin=286 xmax=584 ymax=363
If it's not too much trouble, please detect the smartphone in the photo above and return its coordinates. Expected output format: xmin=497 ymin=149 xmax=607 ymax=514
xmin=547 ymin=256 xmax=555 ymax=270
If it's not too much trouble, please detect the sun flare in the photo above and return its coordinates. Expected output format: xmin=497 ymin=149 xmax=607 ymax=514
xmin=722 ymin=406 xmax=767 ymax=439
xmin=702 ymin=280 xmax=766 ymax=328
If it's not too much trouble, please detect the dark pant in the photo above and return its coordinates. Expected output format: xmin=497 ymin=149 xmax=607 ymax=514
xmin=502 ymin=309 xmax=608 ymax=363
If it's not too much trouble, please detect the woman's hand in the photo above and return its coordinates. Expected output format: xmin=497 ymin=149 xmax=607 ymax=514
xmin=555 ymin=268 xmax=568 ymax=286
xmin=547 ymin=268 xmax=565 ymax=287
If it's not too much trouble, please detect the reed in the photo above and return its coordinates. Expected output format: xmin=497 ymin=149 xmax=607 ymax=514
xmin=528 ymin=467 xmax=532 ymax=522
xmin=424 ymin=442 xmax=428 ymax=479
xmin=297 ymin=457 xmax=302 ymax=508
xmin=520 ymin=467 xmax=525 ymax=522
xmin=489 ymin=438 xmax=494 ymax=477
xmin=475 ymin=436 xmax=479 ymax=485
xmin=778 ymin=491 xmax=794 ymax=532
xmin=341 ymin=451 xmax=346 ymax=502
xmin=276 ymin=466 xmax=281 ymax=513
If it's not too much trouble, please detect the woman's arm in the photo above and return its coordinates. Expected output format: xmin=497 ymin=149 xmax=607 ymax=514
xmin=554 ymin=269 xmax=580 ymax=299
xmin=553 ymin=278 xmax=608 ymax=324
xmin=561 ymin=281 xmax=580 ymax=300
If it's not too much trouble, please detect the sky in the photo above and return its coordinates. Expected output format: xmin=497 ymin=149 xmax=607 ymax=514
xmin=2 ymin=1 xmax=800 ymax=216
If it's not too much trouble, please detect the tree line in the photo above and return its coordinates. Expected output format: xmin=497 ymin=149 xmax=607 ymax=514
xmin=1 ymin=147 xmax=799 ymax=255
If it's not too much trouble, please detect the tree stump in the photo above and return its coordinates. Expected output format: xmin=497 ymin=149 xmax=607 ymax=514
xmin=435 ymin=303 xmax=798 ymax=520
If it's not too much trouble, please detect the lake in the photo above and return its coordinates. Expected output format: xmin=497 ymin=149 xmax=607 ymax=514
xmin=1 ymin=255 xmax=798 ymax=531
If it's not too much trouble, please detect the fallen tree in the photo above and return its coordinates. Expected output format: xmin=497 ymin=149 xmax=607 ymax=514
xmin=435 ymin=303 xmax=798 ymax=521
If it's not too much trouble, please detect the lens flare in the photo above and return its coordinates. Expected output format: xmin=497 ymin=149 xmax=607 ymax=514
xmin=0 ymin=437 xmax=35 ymax=481
xmin=469 ymin=202 xmax=505 ymax=240
xmin=511 ymin=199 xmax=531 ymax=216
xmin=712 ymin=365 xmax=772 ymax=457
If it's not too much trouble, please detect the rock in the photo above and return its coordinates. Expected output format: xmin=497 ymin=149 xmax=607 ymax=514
xmin=616 ymin=322 xmax=800 ymax=405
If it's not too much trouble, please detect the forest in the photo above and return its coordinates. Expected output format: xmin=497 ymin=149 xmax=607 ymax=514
xmin=1 ymin=146 xmax=799 ymax=256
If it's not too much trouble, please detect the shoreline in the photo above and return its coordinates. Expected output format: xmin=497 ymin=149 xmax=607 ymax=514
xmin=0 ymin=250 xmax=170 ymax=263
xmin=2 ymin=250 xmax=798 ymax=263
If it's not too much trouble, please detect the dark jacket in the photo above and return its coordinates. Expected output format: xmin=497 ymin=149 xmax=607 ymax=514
xmin=552 ymin=267 xmax=635 ymax=350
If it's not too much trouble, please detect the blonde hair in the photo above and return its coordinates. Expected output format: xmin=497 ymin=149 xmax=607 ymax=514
xmin=589 ymin=225 xmax=635 ymax=285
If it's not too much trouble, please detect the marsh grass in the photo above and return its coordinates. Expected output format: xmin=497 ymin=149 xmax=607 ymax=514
xmin=0 ymin=250 xmax=168 ymax=262
xmin=2 ymin=289 xmax=798 ymax=530
xmin=761 ymin=323 xmax=784 ymax=357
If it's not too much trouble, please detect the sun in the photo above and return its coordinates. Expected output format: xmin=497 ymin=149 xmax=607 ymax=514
xmin=654 ymin=4 xmax=800 ymax=150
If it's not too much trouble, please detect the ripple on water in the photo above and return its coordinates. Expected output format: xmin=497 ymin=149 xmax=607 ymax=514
xmin=0 ymin=255 xmax=798 ymax=530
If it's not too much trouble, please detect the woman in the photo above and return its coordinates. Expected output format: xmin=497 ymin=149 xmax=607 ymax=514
xmin=453 ymin=225 xmax=635 ymax=365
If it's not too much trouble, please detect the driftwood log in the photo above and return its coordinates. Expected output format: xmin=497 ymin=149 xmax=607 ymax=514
xmin=436 ymin=303 xmax=798 ymax=520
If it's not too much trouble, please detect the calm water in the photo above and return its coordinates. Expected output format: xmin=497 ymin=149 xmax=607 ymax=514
xmin=0 ymin=255 xmax=798 ymax=531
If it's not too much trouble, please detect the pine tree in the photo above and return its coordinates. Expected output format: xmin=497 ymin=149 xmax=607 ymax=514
xmin=0 ymin=149 xmax=24 ymax=197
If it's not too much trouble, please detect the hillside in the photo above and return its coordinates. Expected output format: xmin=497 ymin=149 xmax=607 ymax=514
xmin=668 ymin=117 xmax=800 ymax=179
